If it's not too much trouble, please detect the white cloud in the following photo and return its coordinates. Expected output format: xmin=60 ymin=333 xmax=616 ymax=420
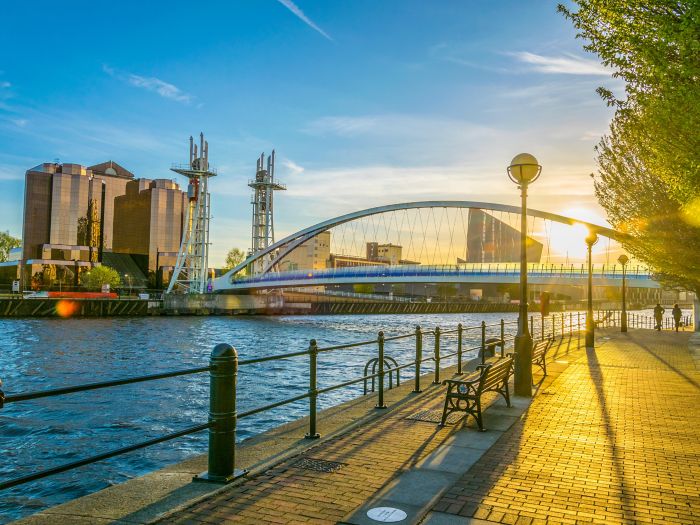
xmin=276 ymin=0 xmax=332 ymax=41
xmin=11 ymin=118 xmax=28 ymax=127
xmin=511 ymin=52 xmax=611 ymax=76
xmin=303 ymin=114 xmax=495 ymax=141
xmin=282 ymin=159 xmax=305 ymax=175
xmin=103 ymin=65 xmax=194 ymax=104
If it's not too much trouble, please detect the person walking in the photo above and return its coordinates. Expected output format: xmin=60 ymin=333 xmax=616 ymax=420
xmin=653 ymin=303 xmax=665 ymax=331
xmin=672 ymin=304 xmax=682 ymax=332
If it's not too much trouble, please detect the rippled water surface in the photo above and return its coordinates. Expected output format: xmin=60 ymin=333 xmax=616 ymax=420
xmin=0 ymin=313 xmax=527 ymax=523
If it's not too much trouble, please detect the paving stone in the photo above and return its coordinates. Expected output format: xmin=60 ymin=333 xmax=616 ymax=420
xmin=432 ymin=330 xmax=700 ymax=525
xmin=415 ymin=444 xmax=484 ymax=475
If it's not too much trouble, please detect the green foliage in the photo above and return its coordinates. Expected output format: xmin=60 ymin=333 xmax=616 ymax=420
xmin=76 ymin=200 xmax=101 ymax=261
xmin=80 ymin=265 xmax=122 ymax=290
xmin=225 ymin=248 xmax=247 ymax=270
xmin=353 ymin=283 xmax=374 ymax=294
xmin=560 ymin=0 xmax=700 ymax=293
xmin=0 ymin=231 xmax=21 ymax=262
xmin=436 ymin=283 xmax=458 ymax=297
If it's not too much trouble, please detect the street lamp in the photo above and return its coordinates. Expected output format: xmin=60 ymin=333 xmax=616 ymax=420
xmin=507 ymin=153 xmax=542 ymax=397
xmin=618 ymin=254 xmax=629 ymax=332
xmin=585 ymin=231 xmax=599 ymax=348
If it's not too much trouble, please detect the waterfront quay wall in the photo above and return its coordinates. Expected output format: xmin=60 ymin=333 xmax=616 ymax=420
xmin=0 ymin=297 xmax=160 ymax=317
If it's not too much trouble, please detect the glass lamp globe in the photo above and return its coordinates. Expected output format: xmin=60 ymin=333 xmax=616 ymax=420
xmin=507 ymin=153 xmax=542 ymax=185
xmin=585 ymin=231 xmax=599 ymax=246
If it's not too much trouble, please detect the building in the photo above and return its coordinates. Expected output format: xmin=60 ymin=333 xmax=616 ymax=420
xmin=113 ymin=179 xmax=187 ymax=273
xmin=21 ymin=161 xmax=134 ymax=287
xmin=20 ymin=160 xmax=186 ymax=289
xmin=466 ymin=209 xmax=542 ymax=263
xmin=278 ymin=231 xmax=330 ymax=272
xmin=367 ymin=242 xmax=403 ymax=265
xmin=329 ymin=253 xmax=389 ymax=269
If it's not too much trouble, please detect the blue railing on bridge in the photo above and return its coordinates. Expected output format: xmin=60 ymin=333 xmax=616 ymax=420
xmin=231 ymin=263 xmax=654 ymax=285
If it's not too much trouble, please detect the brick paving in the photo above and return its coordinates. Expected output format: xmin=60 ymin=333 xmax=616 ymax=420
xmin=157 ymin=360 xmax=516 ymax=524
xmin=434 ymin=330 xmax=700 ymax=525
xmin=158 ymin=330 xmax=700 ymax=525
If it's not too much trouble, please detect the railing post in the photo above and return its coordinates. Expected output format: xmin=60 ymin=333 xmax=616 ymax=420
xmin=530 ymin=315 xmax=534 ymax=340
xmin=480 ymin=321 xmax=486 ymax=365
xmin=305 ymin=340 xmax=320 ymax=438
xmin=541 ymin=315 xmax=545 ymax=341
xmin=376 ymin=332 xmax=387 ymax=408
xmin=433 ymin=326 xmax=441 ymax=384
xmin=561 ymin=314 xmax=564 ymax=339
xmin=569 ymin=312 xmax=573 ymax=335
xmin=198 ymin=343 xmax=244 ymax=483
xmin=457 ymin=323 xmax=463 ymax=374
xmin=414 ymin=325 xmax=422 ymax=393
xmin=578 ymin=311 xmax=581 ymax=331
xmin=500 ymin=318 xmax=505 ymax=357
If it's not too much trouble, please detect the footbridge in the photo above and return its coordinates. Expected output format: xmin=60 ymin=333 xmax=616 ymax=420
xmin=213 ymin=200 xmax=655 ymax=293
xmin=219 ymin=263 xmax=657 ymax=291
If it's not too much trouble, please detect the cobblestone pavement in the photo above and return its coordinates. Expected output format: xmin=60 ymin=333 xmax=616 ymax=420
xmin=433 ymin=330 xmax=700 ymax=525
xmin=158 ymin=330 xmax=699 ymax=525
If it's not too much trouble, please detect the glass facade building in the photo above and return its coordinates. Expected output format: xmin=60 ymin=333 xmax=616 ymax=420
xmin=21 ymin=161 xmax=185 ymax=289
xmin=113 ymin=179 xmax=186 ymax=271
xmin=466 ymin=209 xmax=543 ymax=263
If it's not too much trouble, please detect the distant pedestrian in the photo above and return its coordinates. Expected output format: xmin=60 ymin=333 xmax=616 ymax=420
xmin=653 ymin=303 xmax=665 ymax=331
xmin=672 ymin=304 xmax=682 ymax=332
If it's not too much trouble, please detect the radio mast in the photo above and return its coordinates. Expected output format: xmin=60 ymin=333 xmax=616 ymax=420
xmin=167 ymin=133 xmax=216 ymax=293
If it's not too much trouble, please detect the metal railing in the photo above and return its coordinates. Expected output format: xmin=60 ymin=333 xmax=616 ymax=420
xmin=1 ymin=309 xmax=679 ymax=493
xmin=232 ymin=263 xmax=655 ymax=284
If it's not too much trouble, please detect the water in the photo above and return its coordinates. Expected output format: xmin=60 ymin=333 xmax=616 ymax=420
xmin=0 ymin=313 xmax=519 ymax=523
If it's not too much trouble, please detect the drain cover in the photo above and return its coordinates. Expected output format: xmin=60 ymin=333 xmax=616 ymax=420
xmin=406 ymin=409 xmax=463 ymax=424
xmin=367 ymin=507 xmax=407 ymax=522
xmin=291 ymin=457 xmax=346 ymax=473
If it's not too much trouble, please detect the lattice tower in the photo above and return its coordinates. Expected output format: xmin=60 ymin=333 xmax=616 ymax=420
xmin=249 ymin=151 xmax=285 ymax=274
xmin=167 ymin=133 xmax=216 ymax=294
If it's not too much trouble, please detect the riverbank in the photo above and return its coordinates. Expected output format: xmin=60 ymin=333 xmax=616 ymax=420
xmin=9 ymin=346 xmax=487 ymax=524
xmin=9 ymin=329 xmax=699 ymax=524
xmin=0 ymin=295 xmax=669 ymax=317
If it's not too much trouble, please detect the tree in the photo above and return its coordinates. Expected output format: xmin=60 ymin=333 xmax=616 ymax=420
xmin=225 ymin=248 xmax=247 ymax=270
xmin=559 ymin=1 xmax=700 ymax=293
xmin=80 ymin=265 xmax=122 ymax=290
xmin=353 ymin=283 xmax=374 ymax=294
xmin=0 ymin=231 xmax=21 ymax=262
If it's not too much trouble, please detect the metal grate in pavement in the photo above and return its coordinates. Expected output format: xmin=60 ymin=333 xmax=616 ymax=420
xmin=405 ymin=408 xmax=463 ymax=424
xmin=291 ymin=457 xmax=346 ymax=473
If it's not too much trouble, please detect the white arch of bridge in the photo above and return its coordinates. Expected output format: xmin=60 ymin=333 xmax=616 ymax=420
xmin=220 ymin=200 xmax=627 ymax=284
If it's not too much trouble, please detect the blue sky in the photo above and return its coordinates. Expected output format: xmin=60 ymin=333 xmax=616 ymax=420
xmin=0 ymin=0 xmax=622 ymax=264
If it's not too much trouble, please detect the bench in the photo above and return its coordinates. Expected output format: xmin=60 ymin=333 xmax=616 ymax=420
xmin=532 ymin=338 xmax=554 ymax=378
xmin=439 ymin=355 xmax=514 ymax=431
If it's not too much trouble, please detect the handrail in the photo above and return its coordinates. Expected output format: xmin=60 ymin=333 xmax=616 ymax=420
xmin=3 ymin=365 xmax=213 ymax=404
xmin=3 ymin=310 xmax=652 ymax=501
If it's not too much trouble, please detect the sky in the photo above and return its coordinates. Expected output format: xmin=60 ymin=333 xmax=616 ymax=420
xmin=0 ymin=0 xmax=624 ymax=265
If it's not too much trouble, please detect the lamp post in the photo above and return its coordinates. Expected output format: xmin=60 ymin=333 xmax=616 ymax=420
xmin=508 ymin=153 xmax=542 ymax=397
xmin=618 ymin=254 xmax=629 ymax=332
xmin=585 ymin=231 xmax=599 ymax=348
